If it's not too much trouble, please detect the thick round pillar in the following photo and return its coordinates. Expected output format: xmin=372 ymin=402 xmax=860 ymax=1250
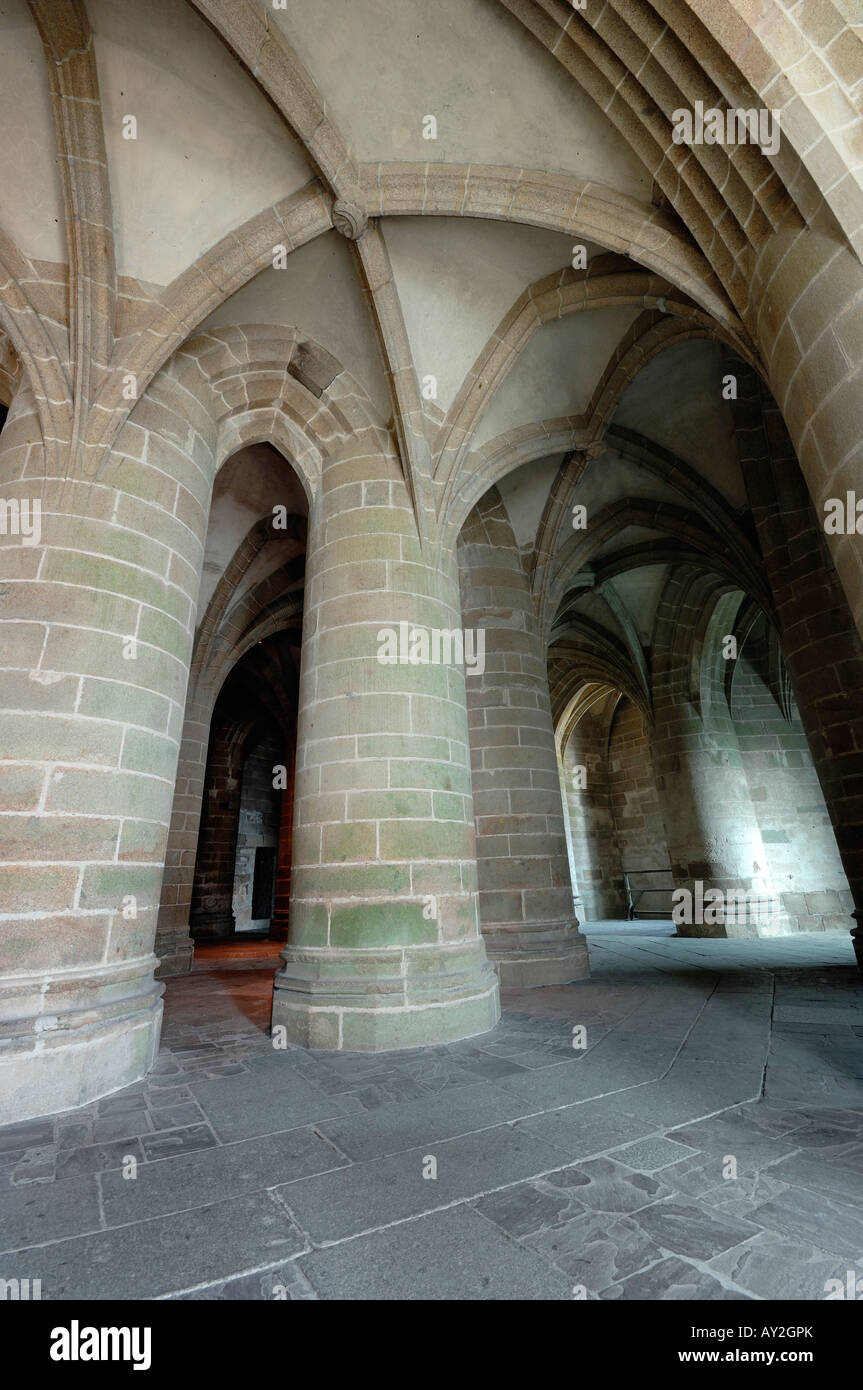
xmin=458 ymin=495 xmax=589 ymax=986
xmin=559 ymin=699 xmax=627 ymax=922
xmin=651 ymin=578 xmax=786 ymax=938
xmin=271 ymin=445 xmax=499 ymax=1050
xmin=729 ymin=362 xmax=863 ymax=963
xmin=0 ymin=386 xmax=207 ymax=1122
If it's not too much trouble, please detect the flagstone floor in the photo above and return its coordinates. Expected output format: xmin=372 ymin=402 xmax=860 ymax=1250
xmin=1 ymin=927 xmax=862 ymax=1301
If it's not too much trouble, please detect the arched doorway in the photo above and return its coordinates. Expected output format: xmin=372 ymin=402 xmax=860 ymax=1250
xmin=189 ymin=631 xmax=299 ymax=950
xmin=154 ymin=441 xmax=306 ymax=974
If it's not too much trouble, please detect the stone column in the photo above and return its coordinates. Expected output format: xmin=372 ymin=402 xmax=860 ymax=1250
xmin=188 ymin=722 xmax=244 ymax=940
xmin=651 ymin=572 xmax=785 ymax=938
xmin=559 ymin=703 xmax=627 ymax=921
xmin=607 ymin=701 xmax=668 ymax=881
xmin=731 ymin=361 xmax=863 ymax=966
xmin=458 ymin=493 xmax=589 ymax=985
xmin=271 ymin=443 xmax=499 ymax=1050
xmin=0 ymin=385 xmax=206 ymax=1122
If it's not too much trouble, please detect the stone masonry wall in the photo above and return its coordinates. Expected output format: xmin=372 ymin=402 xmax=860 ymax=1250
xmin=607 ymin=699 xmax=671 ymax=916
xmin=732 ymin=630 xmax=853 ymax=932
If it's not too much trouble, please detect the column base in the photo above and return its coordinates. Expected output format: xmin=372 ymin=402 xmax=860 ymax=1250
xmin=482 ymin=920 xmax=590 ymax=988
xmin=0 ymin=957 xmax=164 ymax=1125
xmin=671 ymin=877 xmax=793 ymax=939
xmin=675 ymin=920 xmax=729 ymax=939
xmin=271 ymin=939 xmax=500 ymax=1051
xmin=675 ymin=910 xmax=793 ymax=939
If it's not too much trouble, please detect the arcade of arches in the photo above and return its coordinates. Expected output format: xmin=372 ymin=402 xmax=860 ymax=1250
xmin=1 ymin=0 xmax=863 ymax=1200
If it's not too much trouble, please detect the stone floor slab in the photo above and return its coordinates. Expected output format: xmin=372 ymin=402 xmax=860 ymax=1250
xmin=603 ymin=1255 xmax=752 ymax=1300
xmin=314 ymin=1080 xmax=535 ymax=1161
xmin=513 ymin=1098 xmax=657 ymax=1158
xmin=630 ymin=1196 xmax=760 ymax=1261
xmin=298 ymin=1205 xmax=573 ymax=1300
xmin=750 ymin=1186 xmax=863 ymax=1261
xmin=613 ymin=1136 xmax=699 ymax=1172
xmin=274 ymin=1126 xmax=567 ymax=1242
xmin=0 ymin=1174 xmax=102 ymax=1254
xmin=19 ymin=1191 xmax=306 ymax=1300
xmin=526 ymin=1210 xmax=667 ymax=1292
xmin=99 ymin=1126 xmax=346 ymax=1227
xmin=711 ymin=1232 xmax=858 ymax=1301
xmin=192 ymin=1066 xmax=363 ymax=1142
